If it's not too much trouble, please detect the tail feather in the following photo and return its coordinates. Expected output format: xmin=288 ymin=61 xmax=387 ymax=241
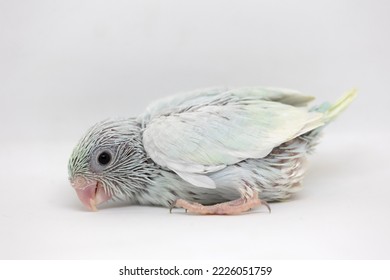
xmin=303 ymin=89 xmax=357 ymax=153
xmin=323 ymin=89 xmax=357 ymax=123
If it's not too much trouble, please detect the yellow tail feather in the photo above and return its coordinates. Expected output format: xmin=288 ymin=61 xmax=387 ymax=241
xmin=325 ymin=89 xmax=357 ymax=123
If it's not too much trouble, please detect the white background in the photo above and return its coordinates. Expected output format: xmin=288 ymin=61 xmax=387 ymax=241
xmin=1 ymin=0 xmax=389 ymax=259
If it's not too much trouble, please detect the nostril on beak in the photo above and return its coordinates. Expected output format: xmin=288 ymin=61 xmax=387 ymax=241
xmin=71 ymin=176 xmax=89 ymax=189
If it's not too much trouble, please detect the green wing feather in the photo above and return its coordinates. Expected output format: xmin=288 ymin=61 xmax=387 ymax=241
xmin=142 ymin=87 xmax=327 ymax=188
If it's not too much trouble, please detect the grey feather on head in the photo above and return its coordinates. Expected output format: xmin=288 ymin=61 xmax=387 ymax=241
xmin=68 ymin=118 xmax=157 ymax=208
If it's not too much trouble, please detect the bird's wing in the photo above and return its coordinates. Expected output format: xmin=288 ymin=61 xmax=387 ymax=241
xmin=141 ymin=87 xmax=323 ymax=188
xmin=138 ymin=87 xmax=314 ymax=127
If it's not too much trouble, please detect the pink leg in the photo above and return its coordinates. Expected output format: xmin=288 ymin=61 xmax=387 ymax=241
xmin=169 ymin=190 xmax=271 ymax=215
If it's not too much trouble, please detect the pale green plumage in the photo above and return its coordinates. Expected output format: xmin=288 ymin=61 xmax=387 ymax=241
xmin=141 ymin=88 xmax=353 ymax=189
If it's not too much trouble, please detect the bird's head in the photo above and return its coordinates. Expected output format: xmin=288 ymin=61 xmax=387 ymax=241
xmin=68 ymin=118 xmax=150 ymax=211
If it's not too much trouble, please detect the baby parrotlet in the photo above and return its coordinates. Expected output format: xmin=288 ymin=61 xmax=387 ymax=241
xmin=68 ymin=87 xmax=356 ymax=214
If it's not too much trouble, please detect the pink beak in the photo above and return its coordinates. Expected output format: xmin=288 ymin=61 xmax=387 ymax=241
xmin=71 ymin=176 xmax=111 ymax=211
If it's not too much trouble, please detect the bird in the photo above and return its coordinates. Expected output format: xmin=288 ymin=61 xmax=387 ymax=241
xmin=68 ymin=87 xmax=356 ymax=214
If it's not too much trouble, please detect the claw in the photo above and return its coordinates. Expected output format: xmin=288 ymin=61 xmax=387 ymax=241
xmin=169 ymin=199 xmax=177 ymax=214
xmin=261 ymin=200 xmax=271 ymax=213
xmin=169 ymin=199 xmax=189 ymax=214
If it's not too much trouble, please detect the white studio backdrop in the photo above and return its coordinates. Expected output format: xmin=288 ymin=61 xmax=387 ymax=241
xmin=0 ymin=0 xmax=389 ymax=259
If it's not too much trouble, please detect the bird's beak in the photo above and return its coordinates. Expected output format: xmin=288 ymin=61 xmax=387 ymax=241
xmin=70 ymin=176 xmax=111 ymax=211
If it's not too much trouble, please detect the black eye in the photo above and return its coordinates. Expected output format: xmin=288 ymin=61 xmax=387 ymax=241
xmin=98 ymin=151 xmax=111 ymax=165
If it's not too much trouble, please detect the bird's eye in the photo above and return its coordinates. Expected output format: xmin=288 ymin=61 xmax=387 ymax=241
xmin=98 ymin=151 xmax=111 ymax=165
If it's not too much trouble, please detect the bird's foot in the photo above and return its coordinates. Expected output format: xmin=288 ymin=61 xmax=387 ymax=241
xmin=169 ymin=191 xmax=270 ymax=215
